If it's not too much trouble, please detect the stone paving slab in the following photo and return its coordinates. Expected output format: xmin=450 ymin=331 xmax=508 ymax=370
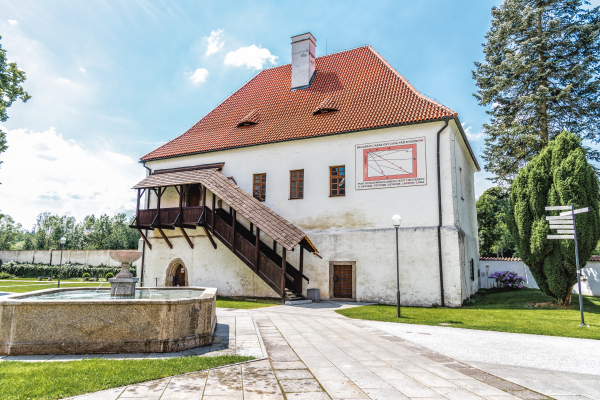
xmin=69 ymin=312 xmax=269 ymax=399
xmin=359 ymin=319 xmax=600 ymax=376
xmin=463 ymin=362 xmax=600 ymax=400
xmin=252 ymin=305 xmax=550 ymax=400
xmin=52 ymin=303 xmax=599 ymax=400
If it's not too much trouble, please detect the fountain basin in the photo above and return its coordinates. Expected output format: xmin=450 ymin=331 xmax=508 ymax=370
xmin=0 ymin=287 xmax=216 ymax=356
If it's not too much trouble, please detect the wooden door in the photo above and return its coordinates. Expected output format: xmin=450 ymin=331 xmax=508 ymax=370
xmin=174 ymin=265 xmax=186 ymax=287
xmin=333 ymin=265 xmax=352 ymax=298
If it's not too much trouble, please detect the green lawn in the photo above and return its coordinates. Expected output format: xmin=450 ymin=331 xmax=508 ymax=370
xmin=0 ymin=281 xmax=105 ymax=293
xmin=0 ymin=278 xmax=98 ymax=285
xmin=0 ymin=355 xmax=252 ymax=400
xmin=216 ymin=296 xmax=278 ymax=309
xmin=336 ymin=289 xmax=600 ymax=340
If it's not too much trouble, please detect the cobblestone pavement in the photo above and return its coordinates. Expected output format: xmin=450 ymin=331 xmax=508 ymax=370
xmin=39 ymin=302 xmax=600 ymax=399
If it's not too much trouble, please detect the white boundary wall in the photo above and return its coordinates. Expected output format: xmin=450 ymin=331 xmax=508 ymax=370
xmin=0 ymin=250 xmax=139 ymax=268
xmin=478 ymin=258 xmax=600 ymax=297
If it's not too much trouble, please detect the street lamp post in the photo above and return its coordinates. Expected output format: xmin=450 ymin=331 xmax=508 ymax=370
xmin=57 ymin=237 xmax=66 ymax=288
xmin=392 ymin=214 xmax=401 ymax=318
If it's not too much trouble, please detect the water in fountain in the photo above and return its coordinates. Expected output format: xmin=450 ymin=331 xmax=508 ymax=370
xmin=23 ymin=288 xmax=205 ymax=300
xmin=94 ymin=282 xmax=108 ymax=293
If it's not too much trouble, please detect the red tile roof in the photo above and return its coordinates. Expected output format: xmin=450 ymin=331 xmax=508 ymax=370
xmin=142 ymin=46 xmax=458 ymax=161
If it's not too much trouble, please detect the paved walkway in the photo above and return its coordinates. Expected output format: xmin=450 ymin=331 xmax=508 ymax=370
xmin=17 ymin=302 xmax=597 ymax=400
xmin=361 ymin=320 xmax=600 ymax=375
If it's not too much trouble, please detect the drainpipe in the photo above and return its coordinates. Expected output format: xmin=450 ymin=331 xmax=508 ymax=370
xmin=140 ymin=162 xmax=152 ymax=287
xmin=436 ymin=118 xmax=450 ymax=307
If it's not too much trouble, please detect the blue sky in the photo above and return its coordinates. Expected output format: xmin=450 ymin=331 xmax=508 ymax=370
xmin=1 ymin=0 xmax=599 ymax=228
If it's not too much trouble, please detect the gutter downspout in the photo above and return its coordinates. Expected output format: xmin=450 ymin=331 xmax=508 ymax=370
xmin=140 ymin=162 xmax=152 ymax=287
xmin=437 ymin=118 xmax=450 ymax=307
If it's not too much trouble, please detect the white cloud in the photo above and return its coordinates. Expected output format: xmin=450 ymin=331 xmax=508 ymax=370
xmin=463 ymin=124 xmax=485 ymax=142
xmin=0 ymin=126 xmax=144 ymax=228
xmin=205 ymin=29 xmax=224 ymax=56
xmin=224 ymin=45 xmax=277 ymax=70
xmin=190 ymin=68 xmax=209 ymax=84
xmin=8 ymin=20 xmax=18 ymax=25
xmin=79 ymin=67 xmax=85 ymax=73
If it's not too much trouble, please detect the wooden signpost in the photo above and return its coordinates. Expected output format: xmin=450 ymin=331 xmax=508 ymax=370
xmin=545 ymin=204 xmax=589 ymax=327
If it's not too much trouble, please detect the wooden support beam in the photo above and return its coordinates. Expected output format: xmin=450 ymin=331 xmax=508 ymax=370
xmin=178 ymin=185 xmax=183 ymax=223
xmin=157 ymin=227 xmax=173 ymax=249
xmin=232 ymin=209 xmax=237 ymax=252
xmin=273 ymin=241 xmax=277 ymax=253
xmin=299 ymin=246 xmax=304 ymax=294
xmin=201 ymin=185 xmax=207 ymax=224
xmin=249 ymin=222 xmax=253 ymax=233
xmin=137 ymin=228 xmax=152 ymax=250
xmin=281 ymin=247 xmax=287 ymax=302
xmin=156 ymin=187 xmax=164 ymax=226
xmin=136 ymin=189 xmax=141 ymax=217
xmin=211 ymin=193 xmax=216 ymax=233
xmin=180 ymin=227 xmax=194 ymax=249
xmin=203 ymin=226 xmax=217 ymax=249
xmin=255 ymin=227 xmax=260 ymax=272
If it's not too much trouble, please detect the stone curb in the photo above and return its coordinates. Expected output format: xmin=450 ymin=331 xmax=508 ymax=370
xmin=251 ymin=314 xmax=269 ymax=358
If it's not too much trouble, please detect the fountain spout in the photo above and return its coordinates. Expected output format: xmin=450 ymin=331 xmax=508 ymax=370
xmin=108 ymin=251 xmax=142 ymax=297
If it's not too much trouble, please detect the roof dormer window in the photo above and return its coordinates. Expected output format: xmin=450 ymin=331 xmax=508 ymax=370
xmin=237 ymin=109 xmax=260 ymax=127
xmin=313 ymin=97 xmax=339 ymax=115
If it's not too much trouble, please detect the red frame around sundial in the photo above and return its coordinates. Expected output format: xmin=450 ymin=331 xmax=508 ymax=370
xmin=363 ymin=144 xmax=418 ymax=181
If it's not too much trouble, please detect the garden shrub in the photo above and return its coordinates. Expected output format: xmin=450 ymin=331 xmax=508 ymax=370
xmin=489 ymin=271 xmax=526 ymax=289
xmin=508 ymin=132 xmax=600 ymax=304
xmin=82 ymin=273 xmax=90 ymax=278
xmin=0 ymin=271 xmax=13 ymax=279
xmin=0 ymin=261 xmax=135 ymax=279
xmin=105 ymin=272 xmax=115 ymax=280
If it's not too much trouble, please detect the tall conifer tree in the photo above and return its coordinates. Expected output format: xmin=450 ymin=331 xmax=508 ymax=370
xmin=473 ymin=0 xmax=600 ymax=187
xmin=508 ymin=132 xmax=600 ymax=305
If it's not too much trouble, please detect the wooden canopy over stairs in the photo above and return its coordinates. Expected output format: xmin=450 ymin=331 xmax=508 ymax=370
xmin=130 ymin=164 xmax=319 ymax=302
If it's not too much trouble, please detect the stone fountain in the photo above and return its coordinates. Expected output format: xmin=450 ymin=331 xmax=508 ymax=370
xmin=108 ymin=250 xmax=142 ymax=296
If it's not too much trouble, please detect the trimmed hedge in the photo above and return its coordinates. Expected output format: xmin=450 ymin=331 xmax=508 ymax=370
xmin=0 ymin=261 xmax=136 ymax=279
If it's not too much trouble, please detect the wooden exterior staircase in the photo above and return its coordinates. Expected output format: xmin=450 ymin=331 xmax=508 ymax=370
xmin=204 ymin=207 xmax=309 ymax=302
xmin=130 ymin=166 xmax=318 ymax=303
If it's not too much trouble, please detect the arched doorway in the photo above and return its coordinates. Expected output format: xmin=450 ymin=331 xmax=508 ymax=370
xmin=165 ymin=258 xmax=188 ymax=287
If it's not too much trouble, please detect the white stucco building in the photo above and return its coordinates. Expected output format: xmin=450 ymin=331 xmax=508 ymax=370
xmin=131 ymin=33 xmax=480 ymax=307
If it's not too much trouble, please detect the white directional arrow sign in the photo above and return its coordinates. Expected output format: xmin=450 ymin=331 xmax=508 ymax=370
xmin=560 ymin=207 xmax=589 ymax=216
xmin=545 ymin=204 xmax=590 ymax=326
xmin=546 ymin=215 xmax=575 ymax=220
xmin=545 ymin=206 xmax=572 ymax=210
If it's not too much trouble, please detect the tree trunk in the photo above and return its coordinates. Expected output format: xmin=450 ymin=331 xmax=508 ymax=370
xmin=556 ymin=284 xmax=575 ymax=306
xmin=538 ymin=10 xmax=549 ymax=146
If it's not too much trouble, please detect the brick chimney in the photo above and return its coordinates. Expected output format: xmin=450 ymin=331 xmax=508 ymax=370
xmin=291 ymin=33 xmax=316 ymax=90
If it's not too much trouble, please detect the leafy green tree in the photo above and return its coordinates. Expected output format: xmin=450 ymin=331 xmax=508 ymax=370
xmin=477 ymin=187 xmax=517 ymax=257
xmin=24 ymin=212 xmax=139 ymax=250
xmin=0 ymin=35 xmax=31 ymax=177
xmin=0 ymin=214 xmax=20 ymax=250
xmin=473 ymin=0 xmax=600 ymax=187
xmin=508 ymin=131 xmax=600 ymax=304
xmin=21 ymin=235 xmax=34 ymax=250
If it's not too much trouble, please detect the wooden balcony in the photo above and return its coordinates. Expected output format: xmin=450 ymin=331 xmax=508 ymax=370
xmin=135 ymin=206 xmax=204 ymax=230
xmin=130 ymin=166 xmax=319 ymax=301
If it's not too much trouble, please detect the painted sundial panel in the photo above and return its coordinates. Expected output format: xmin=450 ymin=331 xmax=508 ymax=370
xmin=355 ymin=137 xmax=427 ymax=190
